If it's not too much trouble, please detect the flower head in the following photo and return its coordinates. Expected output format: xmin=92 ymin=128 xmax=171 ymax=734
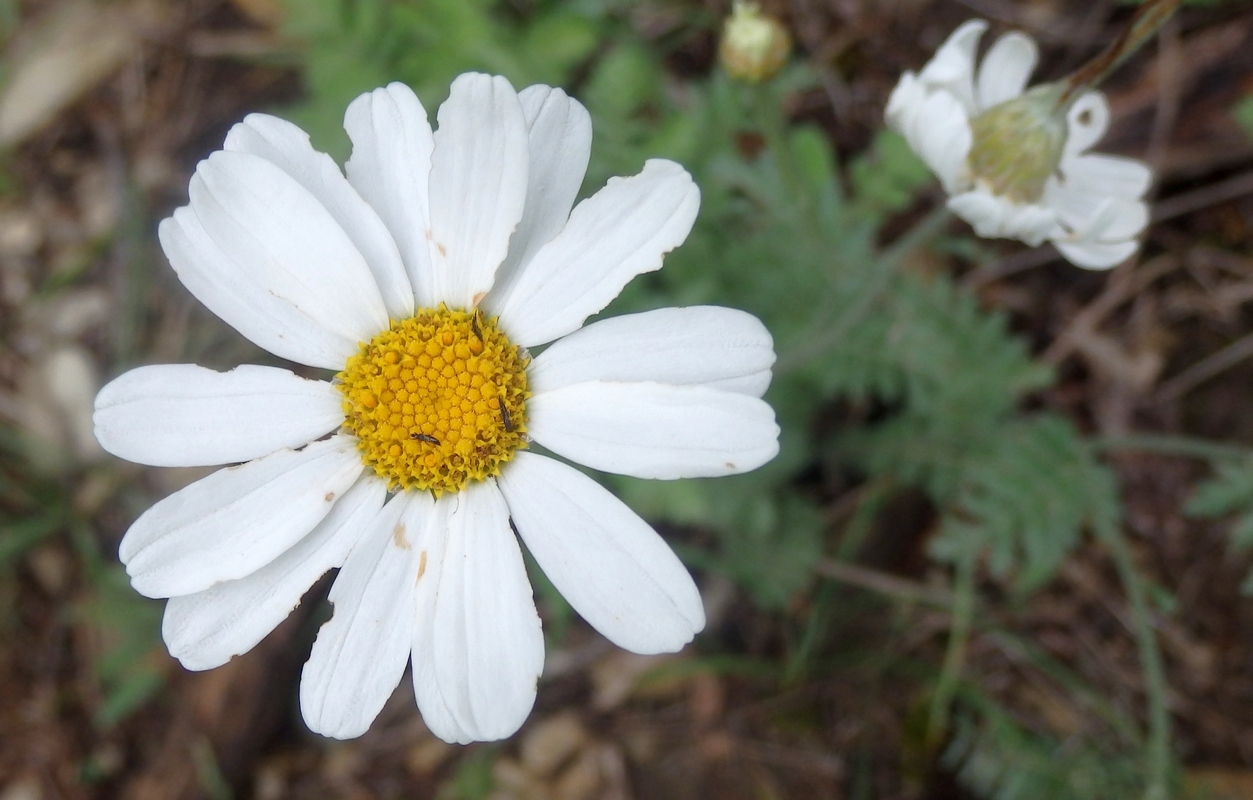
xmin=93 ymin=75 xmax=780 ymax=743
xmin=720 ymin=1 xmax=791 ymax=84
xmin=886 ymin=20 xmax=1152 ymax=269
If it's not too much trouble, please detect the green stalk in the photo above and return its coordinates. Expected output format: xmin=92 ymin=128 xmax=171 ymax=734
xmin=926 ymin=548 xmax=977 ymax=749
xmin=1058 ymin=0 xmax=1182 ymax=109
xmin=1096 ymin=516 xmax=1172 ymax=800
xmin=1093 ymin=432 xmax=1253 ymax=462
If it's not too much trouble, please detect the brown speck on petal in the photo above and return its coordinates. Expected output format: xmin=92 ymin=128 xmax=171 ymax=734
xmin=393 ymin=522 xmax=410 ymax=549
xmin=324 ymin=491 xmax=335 ymax=502
xmin=416 ymin=550 xmax=428 ymax=584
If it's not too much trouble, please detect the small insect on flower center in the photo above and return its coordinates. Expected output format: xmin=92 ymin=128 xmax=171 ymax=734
xmin=337 ymin=305 xmax=529 ymax=495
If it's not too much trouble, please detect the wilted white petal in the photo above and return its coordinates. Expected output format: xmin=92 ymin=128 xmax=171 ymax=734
xmin=918 ymin=19 xmax=986 ymax=114
xmin=122 ymin=435 xmax=364 ymax=598
xmin=1059 ymin=152 xmax=1152 ymax=200
xmin=910 ymin=91 xmax=972 ymax=192
xmin=948 ymin=189 xmax=1010 ymax=236
xmin=1064 ymin=92 xmax=1111 ymax=156
xmin=1090 ymin=200 xmax=1148 ymax=242
xmin=529 ymin=381 xmax=779 ymax=479
xmin=164 ymin=476 xmax=386 ymax=671
xmin=976 ymin=32 xmax=1037 ymax=109
xmin=1054 ymin=238 xmax=1137 ymax=270
xmin=1002 ymin=203 xmax=1061 ymax=246
xmin=886 ymin=72 xmax=925 ymax=133
xmin=498 ymin=452 xmax=704 ymax=654
xmin=300 ymin=489 xmax=431 ymax=739
xmin=94 ymin=364 xmax=342 ymax=467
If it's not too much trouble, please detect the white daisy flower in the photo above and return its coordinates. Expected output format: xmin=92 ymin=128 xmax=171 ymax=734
xmin=93 ymin=74 xmax=780 ymax=743
xmin=886 ymin=19 xmax=1152 ymax=270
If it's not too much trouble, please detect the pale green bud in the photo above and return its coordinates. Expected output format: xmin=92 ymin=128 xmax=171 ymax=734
xmin=967 ymin=84 xmax=1068 ymax=203
xmin=719 ymin=2 xmax=791 ymax=84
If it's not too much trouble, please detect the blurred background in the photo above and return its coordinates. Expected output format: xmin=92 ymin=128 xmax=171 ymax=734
xmin=2 ymin=0 xmax=1253 ymax=797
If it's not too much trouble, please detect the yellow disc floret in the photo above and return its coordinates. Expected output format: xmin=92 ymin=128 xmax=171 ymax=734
xmin=337 ymin=305 xmax=529 ymax=495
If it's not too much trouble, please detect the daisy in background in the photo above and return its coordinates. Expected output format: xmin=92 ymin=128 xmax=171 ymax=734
xmin=886 ymin=0 xmax=1179 ymax=269
xmin=93 ymin=74 xmax=780 ymax=743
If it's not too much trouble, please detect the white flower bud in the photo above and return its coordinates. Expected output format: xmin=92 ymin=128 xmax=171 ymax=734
xmin=719 ymin=2 xmax=791 ymax=84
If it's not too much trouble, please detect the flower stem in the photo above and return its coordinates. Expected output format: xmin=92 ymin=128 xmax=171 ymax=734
xmin=925 ymin=548 xmax=976 ymax=749
xmin=1093 ymin=432 xmax=1253 ymax=462
xmin=1096 ymin=516 xmax=1172 ymax=800
xmin=1059 ymin=0 xmax=1182 ymax=108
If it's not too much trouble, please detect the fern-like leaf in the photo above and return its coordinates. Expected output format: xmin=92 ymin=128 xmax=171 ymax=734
xmin=1184 ymin=457 xmax=1253 ymax=592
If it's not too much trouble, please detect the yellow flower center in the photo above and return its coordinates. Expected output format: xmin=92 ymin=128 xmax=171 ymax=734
xmin=337 ymin=305 xmax=529 ymax=495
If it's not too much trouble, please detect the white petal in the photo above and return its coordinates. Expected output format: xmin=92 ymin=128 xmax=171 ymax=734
xmin=121 ymin=435 xmax=364 ymax=598
xmin=918 ymin=19 xmax=986 ymax=114
xmin=1054 ymin=238 xmax=1137 ymax=270
xmin=427 ymin=73 xmax=529 ymax=309
xmin=484 ymin=85 xmax=592 ymax=313
xmin=497 ymin=452 xmax=703 ymax=653
xmin=1064 ymin=91 xmax=1110 ymax=156
xmin=225 ymin=114 xmax=413 ymax=319
xmin=885 ymin=72 xmax=925 ymax=134
xmin=976 ymin=32 xmax=1037 ymax=109
xmin=528 ymin=381 xmax=779 ymax=479
xmin=1045 ymin=182 xmax=1148 ymax=242
xmin=160 ymin=209 xmax=353 ymax=370
xmin=300 ymin=489 xmax=430 ymax=740
xmin=1059 ymin=153 xmax=1152 ymax=201
xmin=528 ymin=306 xmax=775 ymax=397
xmin=1002 ymin=202 xmax=1061 ymax=246
xmin=163 ymin=476 xmax=386 ymax=671
xmin=948 ymin=189 xmax=1006 ymax=235
xmin=94 ymin=364 xmax=343 ymax=468
xmin=412 ymin=481 xmax=544 ymax=744
xmin=345 ymin=83 xmax=438 ymax=307
xmin=1091 ymin=200 xmax=1148 ymax=242
xmin=910 ymin=91 xmax=972 ymax=192
xmin=496 ymin=160 xmax=700 ymax=347
xmin=1043 ymin=180 xmax=1106 ymax=226
xmin=948 ymin=189 xmax=1058 ymax=243
xmin=188 ymin=151 xmax=389 ymax=348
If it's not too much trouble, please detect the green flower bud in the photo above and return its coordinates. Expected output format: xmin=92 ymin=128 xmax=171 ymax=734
xmin=719 ymin=2 xmax=791 ymax=84
xmin=967 ymin=84 xmax=1068 ymax=203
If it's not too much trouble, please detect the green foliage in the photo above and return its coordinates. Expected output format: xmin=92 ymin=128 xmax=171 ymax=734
xmin=280 ymin=0 xmax=602 ymax=156
xmin=848 ymin=131 xmax=933 ymax=220
xmin=945 ymin=706 xmax=1145 ymax=800
xmin=71 ymin=525 xmax=166 ymax=729
xmin=274 ymin=15 xmax=1155 ymax=791
xmin=438 ymin=746 xmax=498 ymax=800
xmin=1185 ymin=458 xmax=1253 ymax=592
xmin=572 ymin=41 xmax=1113 ymax=601
xmin=1234 ymin=95 xmax=1253 ymax=141
xmin=0 ymin=424 xmax=66 ymax=559
xmin=936 ymin=417 xmax=1118 ymax=592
